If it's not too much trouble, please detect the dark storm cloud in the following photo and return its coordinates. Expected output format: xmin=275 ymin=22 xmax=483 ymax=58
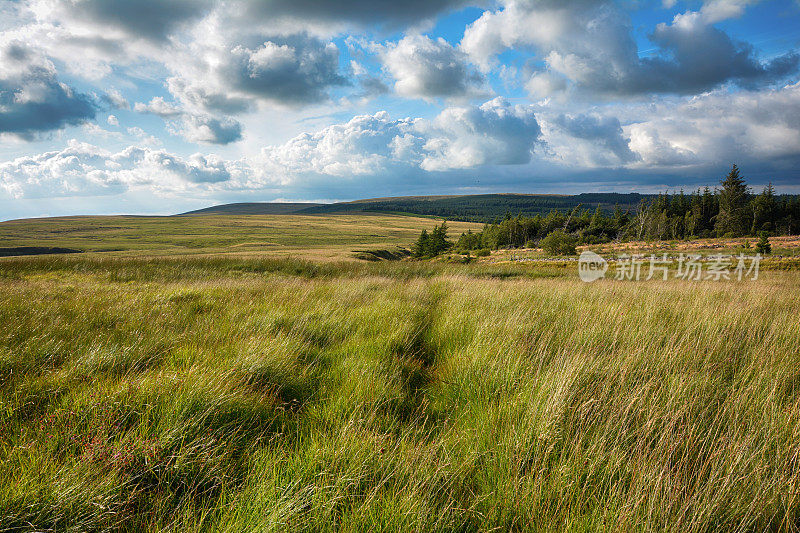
xmin=0 ymin=42 xmax=97 ymax=138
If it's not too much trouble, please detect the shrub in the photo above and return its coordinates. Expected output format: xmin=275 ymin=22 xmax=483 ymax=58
xmin=475 ymin=249 xmax=491 ymax=257
xmin=540 ymin=230 xmax=578 ymax=256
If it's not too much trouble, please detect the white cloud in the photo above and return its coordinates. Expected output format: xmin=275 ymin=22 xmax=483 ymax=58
xmin=625 ymin=82 xmax=800 ymax=168
xmin=134 ymin=97 xmax=182 ymax=117
xmin=420 ymin=98 xmax=541 ymax=170
xmin=4 ymin=83 xmax=800 ymax=202
xmin=261 ymin=98 xmax=541 ymax=177
xmin=135 ymin=97 xmax=243 ymax=145
xmin=461 ymin=0 xmax=797 ymax=97
xmin=177 ymin=114 xmax=243 ymax=145
xmin=0 ymin=39 xmax=98 ymax=138
xmin=541 ymin=112 xmax=639 ymax=167
xmin=0 ymin=140 xmax=247 ymax=199
xmin=378 ymin=34 xmax=487 ymax=100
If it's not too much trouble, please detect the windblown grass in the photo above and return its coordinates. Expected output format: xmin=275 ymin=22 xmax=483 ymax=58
xmin=0 ymin=257 xmax=798 ymax=531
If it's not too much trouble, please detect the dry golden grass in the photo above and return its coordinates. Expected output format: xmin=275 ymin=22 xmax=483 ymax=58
xmin=0 ymin=213 xmax=482 ymax=260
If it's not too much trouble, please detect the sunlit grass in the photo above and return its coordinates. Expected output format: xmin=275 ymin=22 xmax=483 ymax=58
xmin=0 ymin=257 xmax=798 ymax=531
xmin=0 ymin=214 xmax=482 ymax=260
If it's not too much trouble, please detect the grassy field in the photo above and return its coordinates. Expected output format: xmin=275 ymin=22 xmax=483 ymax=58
xmin=1 ymin=216 xmax=799 ymax=532
xmin=0 ymin=214 xmax=481 ymax=260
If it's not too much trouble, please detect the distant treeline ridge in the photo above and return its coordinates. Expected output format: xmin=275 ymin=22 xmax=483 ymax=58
xmin=447 ymin=165 xmax=800 ymax=252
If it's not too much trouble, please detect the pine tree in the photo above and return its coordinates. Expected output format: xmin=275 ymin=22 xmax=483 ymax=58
xmin=412 ymin=229 xmax=430 ymax=258
xmin=756 ymin=232 xmax=772 ymax=254
xmin=412 ymin=223 xmax=452 ymax=258
xmin=715 ymin=164 xmax=750 ymax=237
xmin=429 ymin=222 xmax=452 ymax=255
xmin=751 ymin=183 xmax=776 ymax=234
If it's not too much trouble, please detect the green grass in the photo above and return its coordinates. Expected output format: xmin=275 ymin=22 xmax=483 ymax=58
xmin=0 ymin=214 xmax=481 ymax=260
xmin=1 ymin=253 xmax=799 ymax=531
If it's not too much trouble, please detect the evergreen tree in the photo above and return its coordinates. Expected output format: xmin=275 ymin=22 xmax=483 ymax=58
xmin=412 ymin=223 xmax=452 ymax=257
xmin=412 ymin=229 xmax=430 ymax=258
xmin=429 ymin=221 xmax=451 ymax=255
xmin=756 ymin=232 xmax=772 ymax=254
xmin=715 ymin=164 xmax=750 ymax=236
xmin=751 ymin=183 xmax=776 ymax=234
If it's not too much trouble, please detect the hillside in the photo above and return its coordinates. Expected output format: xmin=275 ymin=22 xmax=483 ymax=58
xmin=177 ymin=193 xmax=652 ymax=222
xmin=179 ymin=202 xmax=322 ymax=215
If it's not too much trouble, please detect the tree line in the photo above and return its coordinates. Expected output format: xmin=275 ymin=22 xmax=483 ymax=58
xmin=412 ymin=166 xmax=799 ymax=257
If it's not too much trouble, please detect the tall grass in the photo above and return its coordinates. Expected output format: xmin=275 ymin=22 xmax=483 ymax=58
xmin=0 ymin=257 xmax=798 ymax=531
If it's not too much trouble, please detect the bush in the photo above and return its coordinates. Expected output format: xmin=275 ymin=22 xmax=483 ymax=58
xmin=475 ymin=249 xmax=491 ymax=257
xmin=540 ymin=230 xmax=578 ymax=256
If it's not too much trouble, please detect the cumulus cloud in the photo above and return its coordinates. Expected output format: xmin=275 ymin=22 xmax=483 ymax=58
xmin=461 ymin=0 xmax=797 ymax=97
xmin=223 ymin=36 xmax=347 ymax=104
xmin=5 ymin=84 xmax=800 ymax=202
xmin=262 ymin=111 xmax=420 ymax=177
xmin=21 ymin=3 xmax=351 ymax=115
xmin=548 ymin=113 xmax=638 ymax=165
xmin=134 ymin=97 xmax=182 ymax=117
xmin=178 ymin=114 xmax=243 ymax=145
xmin=626 ymin=82 xmax=800 ymax=168
xmin=31 ymin=0 xmax=215 ymax=42
xmin=160 ymin=33 xmax=348 ymax=120
xmin=0 ymin=140 xmax=241 ymax=199
xmin=692 ymin=0 xmax=761 ymax=25
xmin=420 ymin=98 xmax=541 ymax=170
xmin=262 ymin=98 xmax=541 ymax=176
xmin=378 ymin=35 xmax=487 ymax=100
xmin=0 ymin=40 xmax=97 ymax=138
xmin=166 ymin=78 xmax=251 ymax=115
xmin=231 ymin=0 xmax=473 ymax=28
xmin=135 ymin=96 xmax=243 ymax=145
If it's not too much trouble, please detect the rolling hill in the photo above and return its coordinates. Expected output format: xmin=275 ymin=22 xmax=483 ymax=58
xmin=179 ymin=193 xmax=651 ymax=222
xmin=179 ymin=202 xmax=322 ymax=215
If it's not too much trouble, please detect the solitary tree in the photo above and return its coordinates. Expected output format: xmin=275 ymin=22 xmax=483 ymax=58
xmin=715 ymin=164 xmax=750 ymax=237
xmin=756 ymin=232 xmax=772 ymax=254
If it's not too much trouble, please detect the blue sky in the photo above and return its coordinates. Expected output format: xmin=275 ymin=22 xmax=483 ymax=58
xmin=1 ymin=0 xmax=799 ymax=220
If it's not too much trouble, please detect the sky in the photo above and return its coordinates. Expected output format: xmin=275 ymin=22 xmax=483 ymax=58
xmin=1 ymin=0 xmax=799 ymax=220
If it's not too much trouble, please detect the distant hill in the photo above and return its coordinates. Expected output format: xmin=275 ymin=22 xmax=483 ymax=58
xmin=302 ymin=193 xmax=651 ymax=222
xmin=180 ymin=202 xmax=322 ymax=215
xmin=178 ymin=193 xmax=652 ymax=222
